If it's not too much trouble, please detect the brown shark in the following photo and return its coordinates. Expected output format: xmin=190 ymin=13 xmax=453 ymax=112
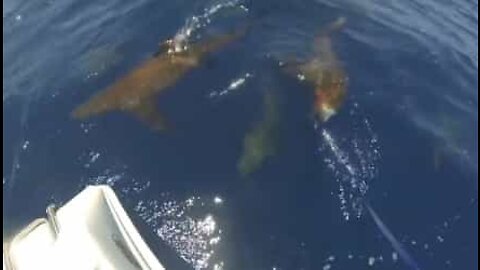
xmin=283 ymin=17 xmax=348 ymax=122
xmin=72 ymin=29 xmax=246 ymax=131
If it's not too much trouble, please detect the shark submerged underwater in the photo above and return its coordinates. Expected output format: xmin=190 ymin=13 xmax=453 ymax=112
xmin=237 ymin=89 xmax=281 ymax=177
xmin=235 ymin=18 xmax=348 ymax=177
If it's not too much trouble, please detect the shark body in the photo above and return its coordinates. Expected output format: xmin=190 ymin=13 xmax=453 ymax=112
xmin=284 ymin=17 xmax=348 ymax=122
xmin=237 ymin=89 xmax=280 ymax=177
xmin=72 ymin=30 xmax=245 ymax=130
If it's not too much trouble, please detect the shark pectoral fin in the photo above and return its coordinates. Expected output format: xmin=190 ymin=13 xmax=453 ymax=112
xmin=128 ymin=99 xmax=169 ymax=131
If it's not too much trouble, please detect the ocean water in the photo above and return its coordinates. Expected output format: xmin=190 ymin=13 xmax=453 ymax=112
xmin=3 ymin=0 xmax=478 ymax=269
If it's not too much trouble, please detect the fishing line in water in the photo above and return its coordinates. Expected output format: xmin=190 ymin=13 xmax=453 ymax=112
xmin=313 ymin=111 xmax=421 ymax=268
xmin=365 ymin=202 xmax=422 ymax=270
xmin=312 ymin=97 xmax=421 ymax=268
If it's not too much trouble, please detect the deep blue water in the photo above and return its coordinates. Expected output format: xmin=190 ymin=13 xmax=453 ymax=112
xmin=3 ymin=0 xmax=478 ymax=269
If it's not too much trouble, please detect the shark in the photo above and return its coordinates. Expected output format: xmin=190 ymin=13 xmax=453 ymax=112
xmin=237 ymin=89 xmax=280 ymax=177
xmin=282 ymin=17 xmax=348 ymax=122
xmin=72 ymin=29 xmax=246 ymax=131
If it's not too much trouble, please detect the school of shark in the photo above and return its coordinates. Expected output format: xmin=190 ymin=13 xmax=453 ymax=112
xmin=72 ymin=17 xmax=348 ymax=177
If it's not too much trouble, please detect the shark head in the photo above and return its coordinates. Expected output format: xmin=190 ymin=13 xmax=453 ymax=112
xmin=314 ymin=69 xmax=347 ymax=122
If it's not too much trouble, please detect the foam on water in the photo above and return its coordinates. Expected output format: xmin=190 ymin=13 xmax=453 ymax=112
xmin=81 ymin=150 xmax=101 ymax=168
xmin=169 ymin=0 xmax=247 ymax=53
xmin=208 ymin=72 xmax=253 ymax=99
xmin=315 ymin=102 xmax=381 ymax=220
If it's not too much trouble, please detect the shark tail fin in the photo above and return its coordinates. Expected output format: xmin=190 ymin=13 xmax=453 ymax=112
xmin=312 ymin=17 xmax=346 ymax=59
xmin=320 ymin=17 xmax=347 ymax=36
